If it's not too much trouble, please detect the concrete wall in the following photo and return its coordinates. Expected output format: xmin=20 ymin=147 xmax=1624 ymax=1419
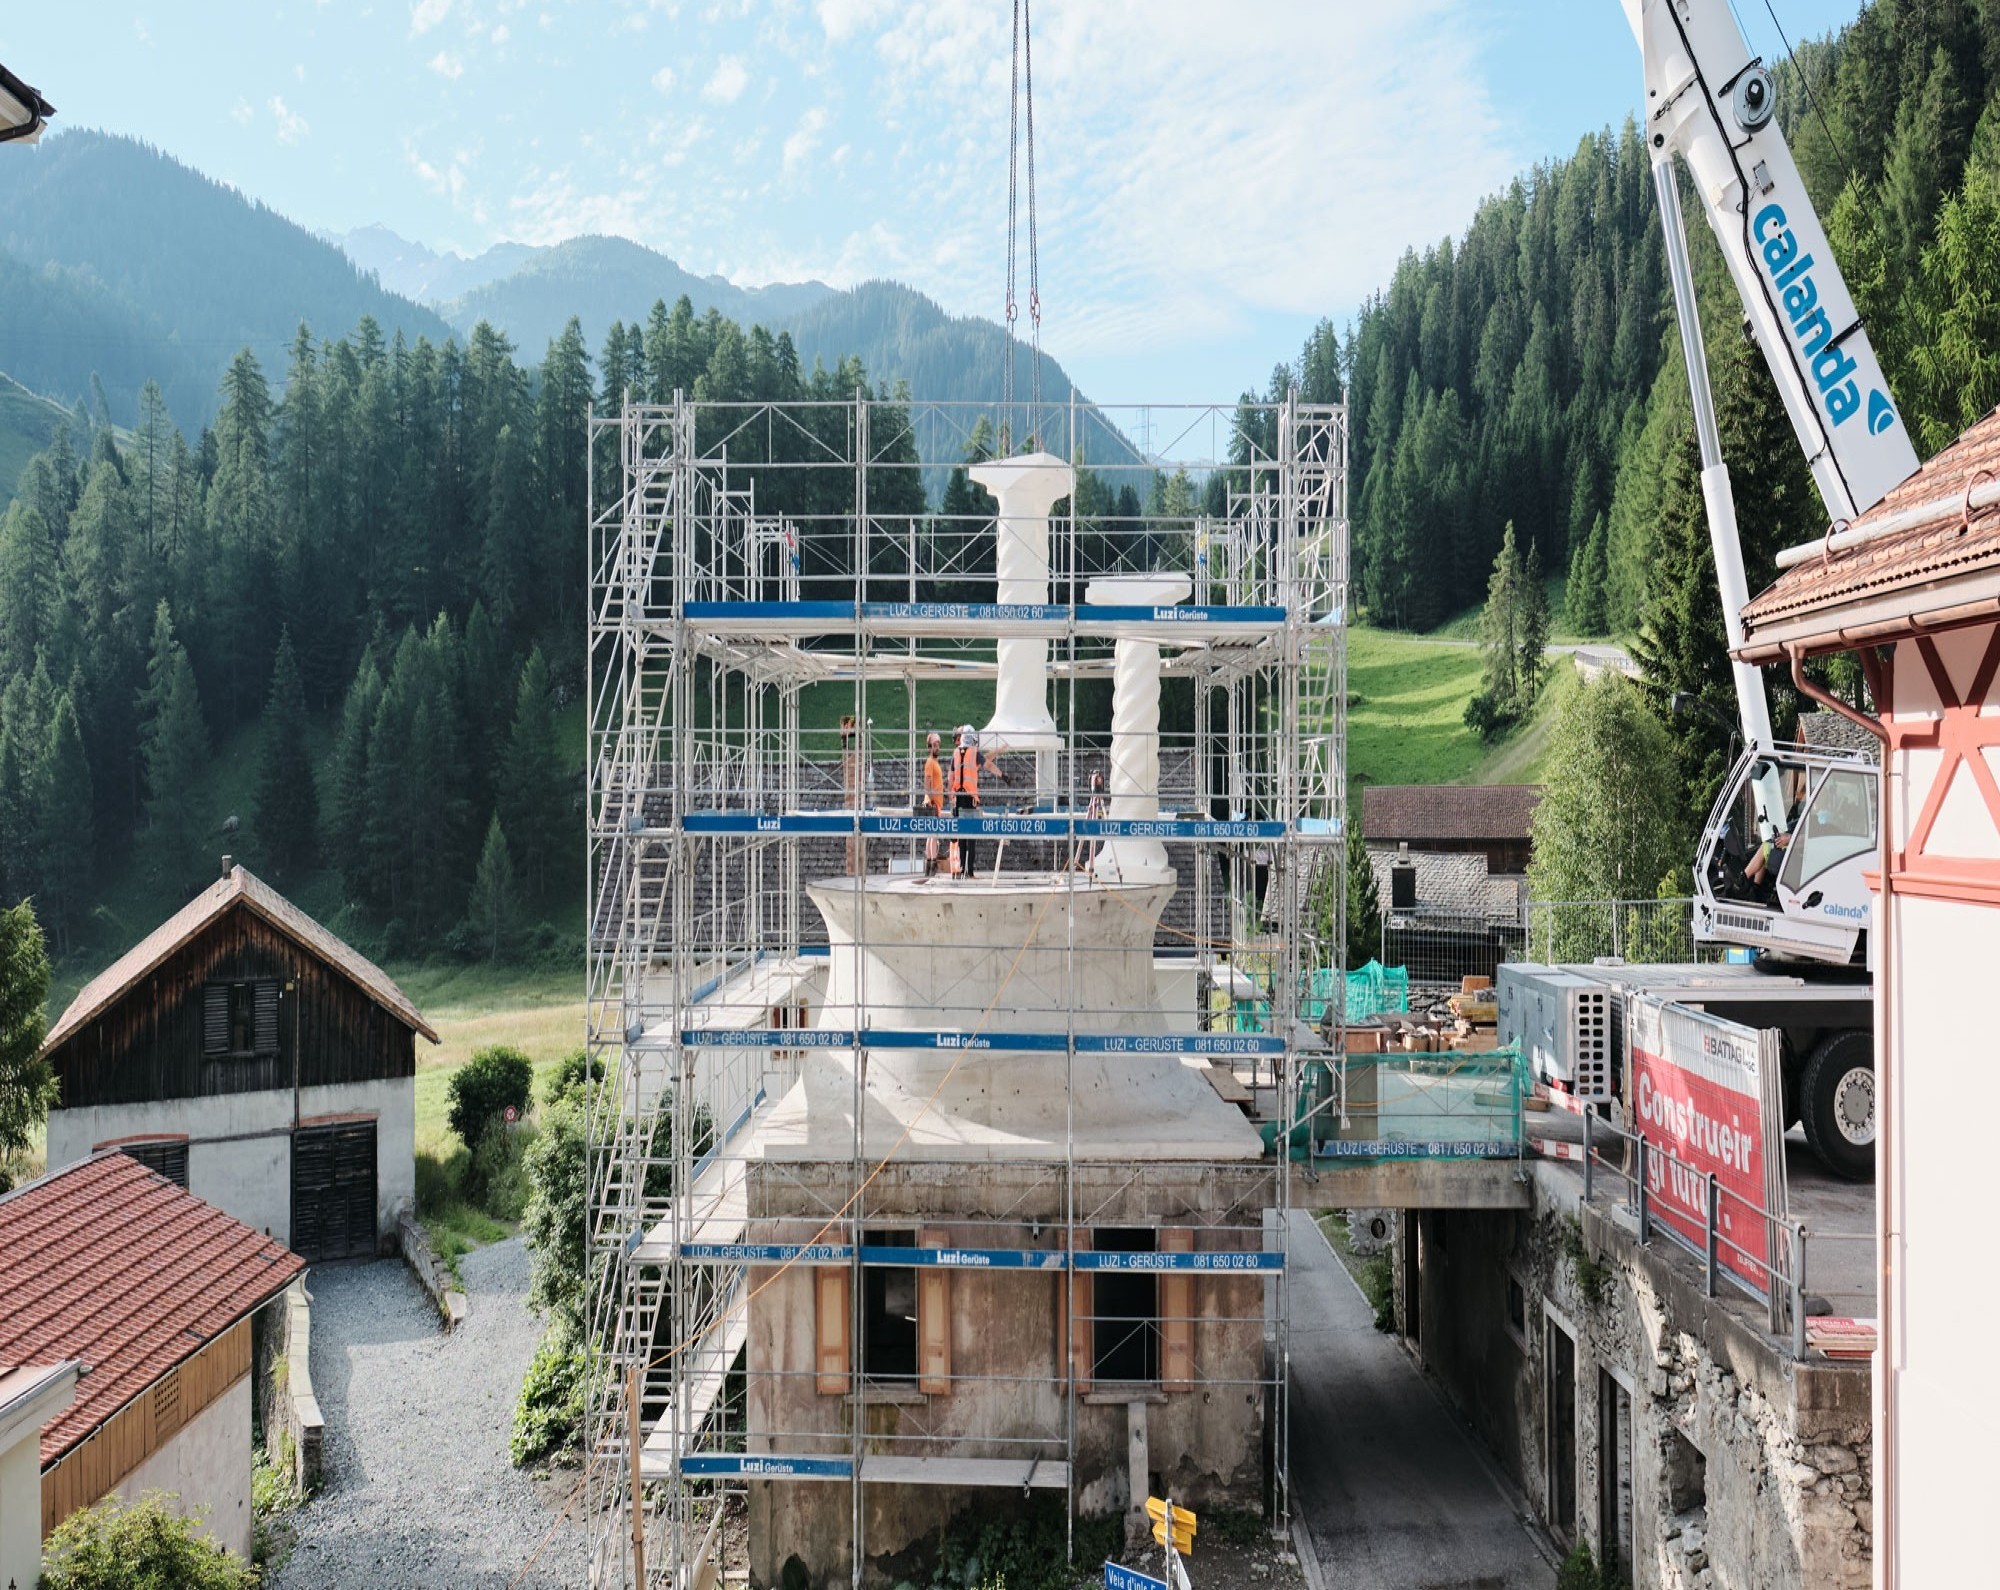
xmin=110 ymin=1376 xmax=255 ymax=1562
xmin=0 ymin=1429 xmax=42 ymax=1590
xmin=45 ymin=1077 xmax=415 ymax=1251
xmin=1400 ymin=1165 xmax=1870 ymax=1590
xmin=253 ymin=1280 xmax=323 ymax=1492
xmin=743 ymin=1162 xmax=1269 ymax=1589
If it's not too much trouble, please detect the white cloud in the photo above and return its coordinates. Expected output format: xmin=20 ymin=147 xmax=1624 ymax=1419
xmin=410 ymin=0 xmax=452 ymax=36
xmin=650 ymin=65 xmax=676 ymax=93
xmin=230 ymin=97 xmax=254 ymax=125
xmin=493 ymin=24 xmax=510 ymax=43
xmin=782 ymin=106 xmax=828 ymax=173
xmin=268 ymin=96 xmax=309 ymax=144
xmin=700 ymin=55 xmax=748 ymax=104
xmin=430 ymin=51 xmax=465 ymax=80
xmin=815 ymin=0 xmax=894 ymax=43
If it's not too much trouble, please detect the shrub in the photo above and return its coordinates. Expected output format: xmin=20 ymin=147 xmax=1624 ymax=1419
xmin=522 ymin=1088 xmax=588 ymax=1334
xmin=1557 ymin=1537 xmax=1607 ymax=1590
xmin=1360 ymin=1251 xmax=1397 ymax=1333
xmin=543 ymin=1047 xmax=601 ymax=1107
xmin=40 ymin=1494 xmax=258 ymax=1589
xmin=511 ymin=1324 xmax=588 ymax=1466
xmin=447 ymin=1045 xmax=534 ymax=1157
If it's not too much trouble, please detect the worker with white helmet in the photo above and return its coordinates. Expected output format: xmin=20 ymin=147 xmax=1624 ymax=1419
xmin=948 ymin=725 xmax=1004 ymax=878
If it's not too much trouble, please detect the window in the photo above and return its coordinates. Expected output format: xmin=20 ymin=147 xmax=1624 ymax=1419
xmin=1545 ymin=1312 xmax=1577 ymax=1537
xmin=1598 ymin=1369 xmax=1634 ymax=1579
xmin=118 ymin=1138 xmax=190 ymax=1188
xmin=860 ymin=1230 xmax=918 ymax=1382
xmin=202 ymin=980 xmax=278 ymax=1058
xmin=1093 ymin=1228 xmax=1158 ymax=1384
xmin=1779 ymin=768 xmax=1877 ymax=892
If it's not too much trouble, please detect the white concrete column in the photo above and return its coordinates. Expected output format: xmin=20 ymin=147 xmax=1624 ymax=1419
xmin=1087 ymin=573 xmax=1192 ymax=883
xmin=970 ymin=450 xmax=1073 ymax=754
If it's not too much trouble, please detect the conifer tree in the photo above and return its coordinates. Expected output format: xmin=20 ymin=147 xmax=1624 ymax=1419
xmin=1343 ymin=823 xmax=1382 ymax=971
xmin=252 ymin=629 xmax=318 ymax=881
xmin=325 ymin=648 xmax=384 ymax=897
xmin=499 ymin=648 xmax=570 ymax=902
xmin=1478 ymin=522 xmax=1525 ymax=711
xmin=0 ymin=504 xmax=59 ymax=684
xmin=1518 ymin=536 xmax=1551 ymax=700
xmin=0 ymin=898 xmax=54 ymax=1188
xmin=464 ymin=814 xmax=519 ymax=963
xmin=1566 ymin=514 xmax=1611 ymax=636
xmin=136 ymin=602 xmax=211 ymax=895
xmin=34 ymin=694 xmax=93 ymax=950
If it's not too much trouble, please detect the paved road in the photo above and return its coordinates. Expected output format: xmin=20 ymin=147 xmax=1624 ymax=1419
xmin=1287 ymin=1209 xmax=1556 ymax=1590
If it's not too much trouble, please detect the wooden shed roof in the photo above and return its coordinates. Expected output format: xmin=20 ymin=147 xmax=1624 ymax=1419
xmin=41 ymin=865 xmax=439 ymax=1054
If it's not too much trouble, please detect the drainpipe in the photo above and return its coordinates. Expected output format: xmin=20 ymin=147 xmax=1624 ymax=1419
xmin=1788 ymin=644 xmax=1896 ymax=1588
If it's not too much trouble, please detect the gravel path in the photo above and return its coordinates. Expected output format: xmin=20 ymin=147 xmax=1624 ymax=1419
xmin=273 ymin=1237 xmax=590 ymax=1589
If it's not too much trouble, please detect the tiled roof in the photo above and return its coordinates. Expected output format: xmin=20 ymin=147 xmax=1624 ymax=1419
xmin=43 ymin=864 xmax=438 ymax=1055
xmin=1738 ymin=407 xmax=2000 ymax=660
xmin=0 ymin=1153 xmax=302 ymax=1465
xmin=1360 ymin=785 xmax=1542 ymax=844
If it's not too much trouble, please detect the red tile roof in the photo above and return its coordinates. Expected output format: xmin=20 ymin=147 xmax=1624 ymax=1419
xmin=1360 ymin=784 xmax=1543 ymax=844
xmin=0 ymin=1153 xmax=302 ymax=1465
xmin=1738 ymin=406 xmax=2000 ymax=660
xmin=42 ymin=863 xmax=438 ymax=1055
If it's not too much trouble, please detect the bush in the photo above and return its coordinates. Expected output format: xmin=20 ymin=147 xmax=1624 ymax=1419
xmin=1557 ymin=1537 xmax=1607 ymax=1590
xmin=542 ymin=1047 xmax=600 ymax=1106
xmin=1359 ymin=1251 xmax=1397 ymax=1333
xmin=447 ymin=1045 xmax=534 ymax=1158
xmin=1462 ymin=689 xmax=1518 ymax=743
xmin=522 ymin=1088 xmax=588 ymax=1334
xmin=40 ymin=1494 xmax=258 ymax=1589
xmin=511 ymin=1324 xmax=588 ymax=1466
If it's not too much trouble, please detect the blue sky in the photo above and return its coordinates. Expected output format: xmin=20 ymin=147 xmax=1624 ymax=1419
xmin=1 ymin=0 xmax=1867 ymax=402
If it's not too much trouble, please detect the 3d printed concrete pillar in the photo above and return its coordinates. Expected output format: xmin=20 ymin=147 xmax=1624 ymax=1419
xmin=1086 ymin=573 xmax=1192 ymax=884
xmin=970 ymin=450 xmax=1073 ymax=754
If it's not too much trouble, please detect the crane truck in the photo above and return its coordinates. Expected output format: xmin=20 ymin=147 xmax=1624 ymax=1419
xmin=1503 ymin=0 xmax=1921 ymax=1181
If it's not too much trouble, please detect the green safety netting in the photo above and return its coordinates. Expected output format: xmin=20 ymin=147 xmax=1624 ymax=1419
xmin=1299 ymin=960 xmax=1410 ymax=1023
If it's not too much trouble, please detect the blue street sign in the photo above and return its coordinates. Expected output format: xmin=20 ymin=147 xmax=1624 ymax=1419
xmin=1105 ymin=1563 xmax=1167 ymax=1590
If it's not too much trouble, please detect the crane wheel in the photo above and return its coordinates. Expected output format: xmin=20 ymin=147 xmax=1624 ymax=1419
xmin=1800 ymin=1031 xmax=1874 ymax=1183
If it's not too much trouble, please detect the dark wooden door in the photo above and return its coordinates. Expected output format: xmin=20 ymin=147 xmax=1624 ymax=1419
xmin=291 ymin=1121 xmax=378 ymax=1261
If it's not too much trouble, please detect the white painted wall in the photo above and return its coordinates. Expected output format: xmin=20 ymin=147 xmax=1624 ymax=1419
xmin=45 ymin=1078 xmax=415 ymax=1250
xmin=1883 ymin=890 xmax=2000 ymax=1588
xmin=110 ymin=1375 xmax=254 ymax=1563
xmin=0 ymin=1427 xmax=44 ymax=1590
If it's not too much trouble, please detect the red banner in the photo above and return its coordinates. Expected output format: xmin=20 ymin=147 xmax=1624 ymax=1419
xmin=1628 ymin=998 xmax=1781 ymax=1292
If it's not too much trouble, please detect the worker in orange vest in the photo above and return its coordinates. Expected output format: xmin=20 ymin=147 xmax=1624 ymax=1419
xmin=949 ymin=725 xmax=1003 ymax=878
xmin=922 ymin=731 xmax=946 ymax=876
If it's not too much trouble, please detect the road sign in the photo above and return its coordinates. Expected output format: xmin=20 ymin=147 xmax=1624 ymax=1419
xmin=1146 ymin=1495 xmax=1197 ymax=1554
xmin=503 ymin=1105 xmax=518 ymax=1124
xmin=1104 ymin=1563 xmax=1166 ymax=1590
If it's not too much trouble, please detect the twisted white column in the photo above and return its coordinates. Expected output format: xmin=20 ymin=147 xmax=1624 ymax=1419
xmin=1085 ymin=573 xmax=1192 ymax=883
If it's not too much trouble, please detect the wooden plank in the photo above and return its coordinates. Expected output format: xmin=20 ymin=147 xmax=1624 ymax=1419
xmin=815 ymin=1269 xmax=849 ymax=1395
xmin=917 ymin=1225 xmax=951 ymax=1395
xmin=1160 ymin=1227 xmax=1194 ymax=1392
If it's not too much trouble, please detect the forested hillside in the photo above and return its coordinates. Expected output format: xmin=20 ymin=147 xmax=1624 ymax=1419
xmin=0 ymin=131 xmax=454 ymax=428
xmin=1290 ymin=0 xmax=2000 ymax=826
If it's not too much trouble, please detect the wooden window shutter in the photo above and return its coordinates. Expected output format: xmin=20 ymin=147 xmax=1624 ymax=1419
xmin=253 ymin=981 xmax=280 ymax=1054
xmin=918 ymin=1226 xmax=951 ymax=1395
xmin=815 ymin=1266 xmax=850 ymax=1395
xmin=202 ymin=984 xmax=229 ymax=1055
xmin=1161 ymin=1227 xmax=1194 ymax=1392
xmin=1065 ymin=1231 xmax=1092 ymax=1395
xmin=153 ymin=1365 xmax=183 ymax=1439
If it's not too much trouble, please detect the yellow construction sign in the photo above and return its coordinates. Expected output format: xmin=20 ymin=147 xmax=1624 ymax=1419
xmin=1145 ymin=1496 xmax=1196 ymax=1555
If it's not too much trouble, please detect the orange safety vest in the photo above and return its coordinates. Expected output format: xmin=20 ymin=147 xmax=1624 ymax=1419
xmin=923 ymin=753 xmax=945 ymax=812
xmin=950 ymin=745 xmax=980 ymax=800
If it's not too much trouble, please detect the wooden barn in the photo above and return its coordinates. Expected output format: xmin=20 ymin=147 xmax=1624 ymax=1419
xmin=38 ymin=861 xmax=437 ymax=1262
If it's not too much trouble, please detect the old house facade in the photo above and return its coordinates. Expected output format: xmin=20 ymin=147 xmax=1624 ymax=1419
xmin=0 ymin=1152 xmax=304 ymax=1562
xmin=39 ymin=863 xmax=437 ymax=1262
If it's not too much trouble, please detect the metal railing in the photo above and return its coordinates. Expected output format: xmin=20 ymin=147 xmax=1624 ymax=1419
xmin=1521 ymin=896 xmax=1726 ymax=967
xmin=1570 ymin=1111 xmax=1867 ymax=1358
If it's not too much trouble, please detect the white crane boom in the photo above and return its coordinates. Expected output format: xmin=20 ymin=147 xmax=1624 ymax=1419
xmin=1623 ymin=0 xmax=1922 ymax=754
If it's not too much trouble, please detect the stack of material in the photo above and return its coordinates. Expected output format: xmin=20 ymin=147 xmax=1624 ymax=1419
xmin=1448 ymin=974 xmax=1497 ymax=1026
xmin=1805 ymin=1317 xmax=1877 ymax=1360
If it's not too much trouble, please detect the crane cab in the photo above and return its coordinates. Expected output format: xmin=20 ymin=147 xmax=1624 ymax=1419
xmin=1693 ymin=744 xmax=1878 ymax=967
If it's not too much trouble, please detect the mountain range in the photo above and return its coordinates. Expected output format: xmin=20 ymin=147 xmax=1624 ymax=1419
xmin=0 ymin=129 xmax=1136 ymax=477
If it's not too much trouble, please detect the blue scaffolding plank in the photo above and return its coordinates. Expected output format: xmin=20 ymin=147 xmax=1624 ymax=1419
xmin=678 ymin=812 xmax=1289 ymax=841
xmin=670 ymin=1028 xmax=1288 ymax=1057
xmin=679 ymin=1454 xmax=853 ymax=1479
xmin=670 ymin=1242 xmax=1282 ymax=1272
xmin=680 ymin=600 xmax=1287 ymax=629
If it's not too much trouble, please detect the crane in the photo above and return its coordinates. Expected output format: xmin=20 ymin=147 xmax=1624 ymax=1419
xmin=1625 ymin=0 xmax=1917 ymax=972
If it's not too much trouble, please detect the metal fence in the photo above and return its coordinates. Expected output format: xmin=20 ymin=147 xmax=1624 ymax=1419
xmin=1571 ymin=1111 xmax=1869 ymax=1356
xmin=1380 ymin=911 xmax=1525 ymax=994
xmin=1521 ymin=897 xmax=1725 ymax=967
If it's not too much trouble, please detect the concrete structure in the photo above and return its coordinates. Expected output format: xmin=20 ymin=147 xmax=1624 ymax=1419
xmin=39 ymin=864 xmax=437 ymax=1261
xmin=0 ymin=1153 xmax=303 ymax=1565
xmin=584 ymin=394 xmax=1350 ymax=1588
xmin=1401 ymin=1161 xmax=1870 ymax=1590
xmin=1735 ymin=407 xmax=2000 ymax=1589
xmin=0 ymin=1363 xmax=78 ymax=1590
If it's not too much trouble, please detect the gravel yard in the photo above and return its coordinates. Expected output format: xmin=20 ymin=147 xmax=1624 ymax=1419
xmin=273 ymin=1236 xmax=589 ymax=1589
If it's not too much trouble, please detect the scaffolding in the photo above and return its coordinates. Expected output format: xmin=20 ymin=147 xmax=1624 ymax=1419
xmin=584 ymin=393 xmax=1347 ymax=1587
